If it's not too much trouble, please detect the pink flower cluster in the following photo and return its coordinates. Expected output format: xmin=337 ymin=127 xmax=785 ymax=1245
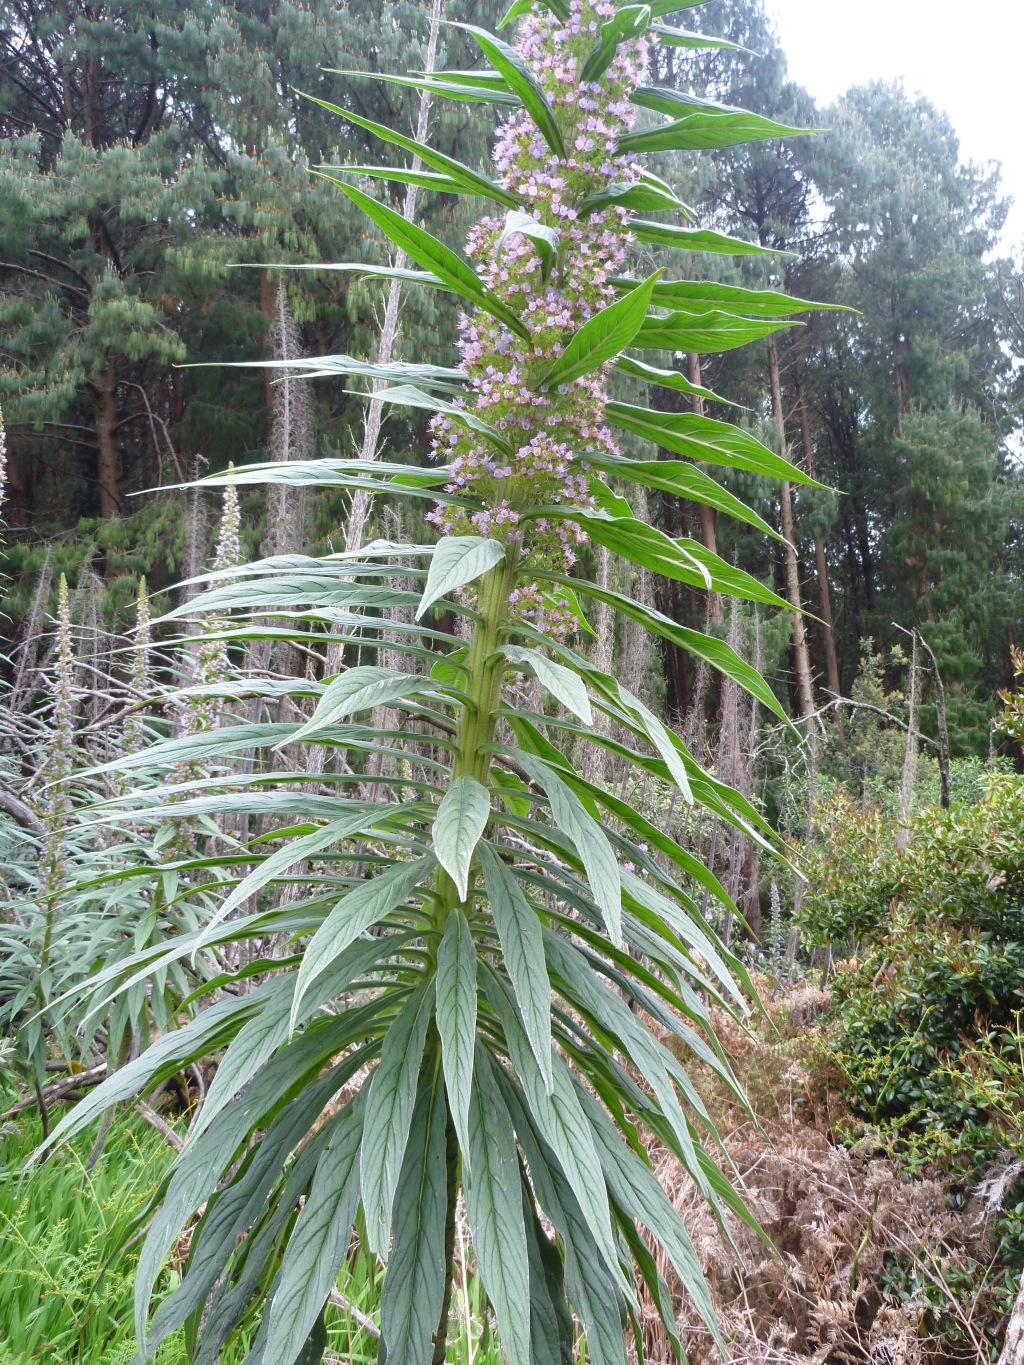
xmin=428 ymin=0 xmax=650 ymax=631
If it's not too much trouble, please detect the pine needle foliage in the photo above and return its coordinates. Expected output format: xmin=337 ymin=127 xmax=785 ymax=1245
xmin=44 ymin=3 xmax=826 ymax=1361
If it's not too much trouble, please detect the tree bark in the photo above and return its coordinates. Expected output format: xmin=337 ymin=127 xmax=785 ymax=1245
xmin=793 ymin=352 xmax=840 ymax=696
xmin=767 ymin=337 xmax=815 ymax=722
xmin=998 ymin=1275 xmax=1024 ymax=1365
xmin=916 ymin=628 xmax=951 ymax=810
xmin=91 ymin=360 xmax=123 ymax=519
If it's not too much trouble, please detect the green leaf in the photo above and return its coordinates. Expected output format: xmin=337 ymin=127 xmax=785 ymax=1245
xmin=615 ymin=683 xmax=693 ymax=804
xmin=355 ymin=384 xmax=512 ymax=456
xmin=262 ymin=1098 xmax=365 ymax=1365
xmin=433 ymin=776 xmax=491 ymax=902
xmin=417 ymin=536 xmax=506 ymax=620
xmin=613 ymin=352 xmax=725 ymax=405
xmin=337 ymin=182 xmax=531 ymax=340
xmin=538 ymin=572 xmax=790 ymax=724
xmin=465 ymin=1046 xmax=532 ymax=1365
xmin=635 ymin=277 xmax=842 ymax=318
xmin=635 ymin=308 xmax=793 ymax=353
xmin=580 ymin=5 xmax=650 ymax=83
xmin=584 ymin=452 xmax=786 ymax=544
xmin=285 ymin=667 xmax=444 ymax=748
xmin=361 ymin=977 xmax=437 ymax=1260
xmin=563 ymin=508 xmax=793 ymax=610
xmin=453 ymin=23 xmax=566 ymax=158
xmin=198 ymin=810 xmax=383 ymax=945
xmin=649 ymin=22 xmax=742 ymax=50
xmin=436 ymin=908 xmax=478 ymax=1160
xmin=540 ymin=272 xmax=660 ymax=390
xmin=575 ymin=1085 xmax=725 ymax=1352
xmin=623 ymin=91 xmax=806 ymax=150
xmin=498 ymin=210 xmax=560 ymax=280
xmin=499 ymin=0 xmax=569 ymax=26
xmin=504 ymin=646 xmax=592 ymax=724
xmin=478 ymin=843 xmax=553 ymax=1092
xmin=483 ymin=972 xmax=624 ymax=1294
xmin=291 ymin=855 xmax=436 ymax=1030
xmin=604 ymin=400 xmax=818 ymax=484
xmin=521 ymin=1176 xmax=574 ymax=1365
xmin=578 ymin=178 xmax=689 ymax=216
xmin=298 ymin=93 xmax=518 ymax=208
xmin=322 ymin=164 xmax=466 ymax=195
xmin=322 ymin=68 xmax=520 ymax=107
xmin=630 ymin=219 xmax=780 ymax=256
xmin=379 ymin=1055 xmax=449 ymax=1365
xmin=513 ymin=753 xmax=621 ymax=947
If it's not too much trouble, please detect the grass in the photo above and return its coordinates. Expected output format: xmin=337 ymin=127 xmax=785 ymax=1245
xmin=0 ymin=1104 xmax=503 ymax=1365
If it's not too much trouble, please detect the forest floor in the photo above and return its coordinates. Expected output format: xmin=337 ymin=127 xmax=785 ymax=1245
xmin=652 ymin=975 xmax=1016 ymax=1365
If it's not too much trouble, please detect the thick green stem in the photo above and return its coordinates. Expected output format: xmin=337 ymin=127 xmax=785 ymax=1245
xmin=435 ymin=556 xmax=518 ymax=922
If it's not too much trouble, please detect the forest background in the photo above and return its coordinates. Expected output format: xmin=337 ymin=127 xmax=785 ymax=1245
xmin=3 ymin=0 xmax=1023 ymax=750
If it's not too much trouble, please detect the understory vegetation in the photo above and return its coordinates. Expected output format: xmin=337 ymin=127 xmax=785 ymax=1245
xmin=2 ymin=0 xmax=1023 ymax=1363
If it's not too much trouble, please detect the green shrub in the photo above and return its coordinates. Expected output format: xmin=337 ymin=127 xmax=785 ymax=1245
xmin=805 ymin=775 xmax=1024 ymax=1173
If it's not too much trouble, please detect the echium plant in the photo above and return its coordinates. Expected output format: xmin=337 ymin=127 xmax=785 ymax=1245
xmin=46 ymin=3 xmax=827 ymax=1362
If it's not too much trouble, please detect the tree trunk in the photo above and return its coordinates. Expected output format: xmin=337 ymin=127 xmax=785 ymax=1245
xmin=767 ymin=337 xmax=815 ymax=722
xmin=91 ymin=360 xmax=123 ymax=520
xmin=793 ymin=353 xmax=840 ymax=696
xmin=346 ymin=0 xmax=445 ymax=555
xmin=687 ymin=353 xmax=722 ymax=623
xmin=998 ymin=1275 xmax=1024 ymax=1365
xmin=916 ymin=628 xmax=951 ymax=811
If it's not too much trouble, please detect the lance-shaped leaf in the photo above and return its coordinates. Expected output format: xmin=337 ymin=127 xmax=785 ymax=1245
xmin=351 ymin=383 xmax=512 ymax=456
xmin=630 ymin=219 xmax=779 ymax=256
xmin=624 ymin=88 xmax=806 ymax=150
xmin=537 ymin=571 xmax=790 ymax=724
xmin=649 ymin=21 xmax=742 ymax=49
xmin=379 ymin=1056 xmax=449 ymax=1365
xmin=483 ymin=972 xmax=625 ymax=1294
xmin=515 ymin=752 xmax=621 ymax=946
xmin=629 ymin=276 xmax=843 ymax=317
xmin=291 ymin=855 xmax=436 ymax=1030
xmin=478 ymin=843 xmax=552 ymax=1092
xmin=436 ymin=908 xmax=477 ymax=1159
xmin=613 ymin=352 xmax=724 ymax=404
xmin=361 ymin=977 xmax=437 ymax=1260
xmin=261 ymin=1098 xmax=365 ymax=1365
xmin=197 ymin=809 xmax=384 ymax=946
xmin=453 ymin=23 xmax=566 ymax=158
xmin=503 ymin=645 xmax=592 ymax=724
xmin=417 ymin=536 xmax=506 ymax=619
xmin=584 ymin=451 xmax=786 ymax=544
xmin=299 ymin=93 xmax=518 ymax=208
xmin=521 ymin=1176 xmax=575 ymax=1365
xmin=465 ymin=1045 xmax=531 ymax=1365
xmin=323 ymin=68 xmax=520 ymax=106
xmin=433 ymin=776 xmax=491 ymax=902
xmin=338 ymin=183 xmax=531 ymax=340
xmin=497 ymin=209 xmax=559 ymax=279
xmin=579 ymin=178 xmax=690 ymax=216
xmin=322 ymin=164 xmax=466 ymax=195
xmin=635 ymin=308 xmax=793 ymax=353
xmin=286 ymin=666 xmax=446 ymax=746
xmin=539 ymin=504 xmax=792 ymax=611
xmin=580 ymin=4 xmax=650 ymax=83
xmin=604 ymin=400 xmax=820 ymax=484
xmin=540 ymin=271 xmax=660 ymax=390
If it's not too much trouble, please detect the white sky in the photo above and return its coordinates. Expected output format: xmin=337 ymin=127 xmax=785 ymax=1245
xmin=761 ymin=0 xmax=1024 ymax=250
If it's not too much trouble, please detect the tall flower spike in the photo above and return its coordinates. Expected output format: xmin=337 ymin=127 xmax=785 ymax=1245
xmin=39 ymin=573 xmax=76 ymax=901
xmin=0 ymin=398 xmax=7 ymax=523
xmin=182 ymin=471 xmax=243 ymax=741
xmin=427 ymin=0 xmax=649 ymax=636
xmin=126 ymin=575 xmax=152 ymax=752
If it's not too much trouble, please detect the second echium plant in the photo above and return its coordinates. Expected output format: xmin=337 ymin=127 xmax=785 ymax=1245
xmin=46 ymin=2 xmax=826 ymax=1361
